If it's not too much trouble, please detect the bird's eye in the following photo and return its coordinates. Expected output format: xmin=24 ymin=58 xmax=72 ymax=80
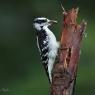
xmin=40 ymin=19 xmax=47 ymax=23
xmin=34 ymin=19 xmax=47 ymax=24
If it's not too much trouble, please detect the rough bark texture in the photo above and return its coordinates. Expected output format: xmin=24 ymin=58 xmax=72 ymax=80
xmin=51 ymin=8 xmax=87 ymax=95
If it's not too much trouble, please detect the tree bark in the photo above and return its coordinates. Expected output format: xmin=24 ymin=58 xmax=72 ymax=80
xmin=50 ymin=8 xmax=87 ymax=95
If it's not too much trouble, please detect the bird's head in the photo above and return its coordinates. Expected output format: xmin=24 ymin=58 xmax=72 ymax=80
xmin=33 ymin=17 xmax=57 ymax=31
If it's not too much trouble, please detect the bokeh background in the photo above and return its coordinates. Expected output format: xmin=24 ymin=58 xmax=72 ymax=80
xmin=0 ymin=0 xmax=95 ymax=95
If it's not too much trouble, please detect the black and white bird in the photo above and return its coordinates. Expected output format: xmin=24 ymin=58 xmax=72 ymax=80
xmin=33 ymin=17 xmax=60 ymax=83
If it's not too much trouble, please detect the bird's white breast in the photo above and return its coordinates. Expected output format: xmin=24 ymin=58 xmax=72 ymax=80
xmin=43 ymin=26 xmax=59 ymax=82
xmin=43 ymin=26 xmax=59 ymax=58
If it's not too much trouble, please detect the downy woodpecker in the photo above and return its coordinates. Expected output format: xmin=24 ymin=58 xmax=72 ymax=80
xmin=33 ymin=17 xmax=59 ymax=83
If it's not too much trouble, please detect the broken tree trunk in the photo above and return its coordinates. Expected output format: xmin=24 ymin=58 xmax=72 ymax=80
xmin=51 ymin=8 xmax=87 ymax=95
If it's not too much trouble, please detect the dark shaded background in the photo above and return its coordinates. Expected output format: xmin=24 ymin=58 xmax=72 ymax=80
xmin=0 ymin=0 xmax=95 ymax=95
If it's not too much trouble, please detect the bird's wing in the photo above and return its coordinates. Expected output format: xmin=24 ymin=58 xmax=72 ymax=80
xmin=36 ymin=31 xmax=50 ymax=82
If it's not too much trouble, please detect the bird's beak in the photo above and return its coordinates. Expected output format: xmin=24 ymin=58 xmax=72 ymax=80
xmin=48 ymin=20 xmax=57 ymax=25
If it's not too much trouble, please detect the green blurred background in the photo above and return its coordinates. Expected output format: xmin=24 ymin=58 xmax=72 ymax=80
xmin=0 ymin=0 xmax=95 ymax=95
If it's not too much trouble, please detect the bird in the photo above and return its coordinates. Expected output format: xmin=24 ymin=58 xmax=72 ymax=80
xmin=33 ymin=17 xmax=60 ymax=83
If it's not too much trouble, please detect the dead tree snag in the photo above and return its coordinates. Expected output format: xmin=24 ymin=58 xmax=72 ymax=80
xmin=51 ymin=8 xmax=87 ymax=95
